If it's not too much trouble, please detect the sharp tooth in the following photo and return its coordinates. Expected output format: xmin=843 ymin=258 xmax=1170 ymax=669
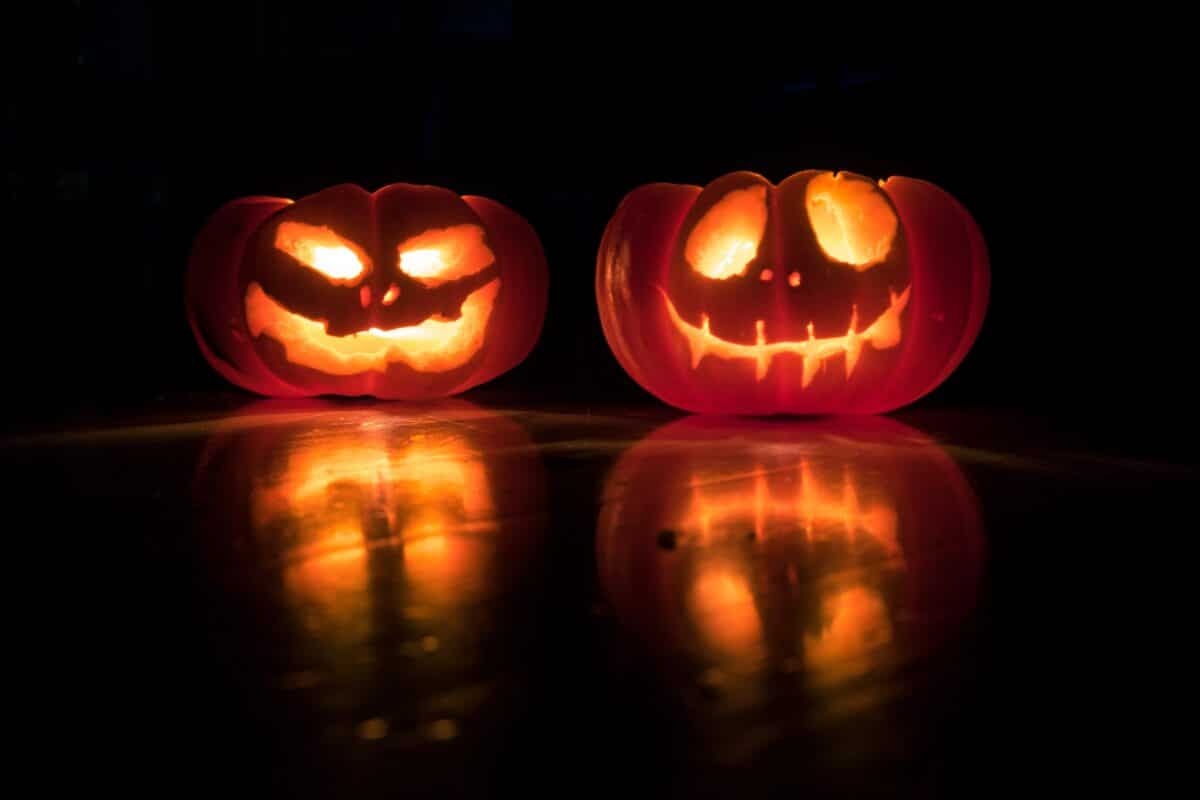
xmin=755 ymin=320 xmax=769 ymax=381
xmin=845 ymin=304 xmax=862 ymax=378
xmin=845 ymin=336 xmax=862 ymax=378
xmin=802 ymin=354 xmax=821 ymax=388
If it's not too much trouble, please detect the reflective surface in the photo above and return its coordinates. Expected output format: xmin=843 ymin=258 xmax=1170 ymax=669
xmin=190 ymin=401 xmax=549 ymax=769
xmin=12 ymin=401 xmax=1189 ymax=797
xmin=598 ymin=417 xmax=984 ymax=724
xmin=595 ymin=416 xmax=987 ymax=777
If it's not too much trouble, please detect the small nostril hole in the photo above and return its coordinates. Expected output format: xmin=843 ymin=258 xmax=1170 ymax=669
xmin=788 ymin=271 xmax=802 ymax=288
xmin=359 ymin=285 xmax=371 ymax=308
xmin=382 ymin=284 xmax=399 ymax=305
xmin=759 ymin=268 xmax=774 ymax=282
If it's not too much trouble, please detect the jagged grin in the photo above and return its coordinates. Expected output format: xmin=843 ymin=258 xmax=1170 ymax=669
xmin=245 ymin=279 xmax=500 ymax=376
xmin=660 ymin=286 xmax=911 ymax=385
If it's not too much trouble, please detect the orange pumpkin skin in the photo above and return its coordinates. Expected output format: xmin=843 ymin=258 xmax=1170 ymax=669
xmin=596 ymin=171 xmax=989 ymax=414
xmin=596 ymin=416 xmax=985 ymax=678
xmin=187 ymin=184 xmax=548 ymax=399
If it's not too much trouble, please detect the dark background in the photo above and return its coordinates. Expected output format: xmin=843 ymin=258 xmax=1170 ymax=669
xmin=7 ymin=3 xmax=1185 ymax=452
xmin=5 ymin=6 xmax=1189 ymax=797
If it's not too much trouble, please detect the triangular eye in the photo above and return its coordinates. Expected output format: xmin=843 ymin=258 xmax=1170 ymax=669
xmin=686 ymin=186 xmax=767 ymax=279
xmin=805 ymin=174 xmax=897 ymax=269
xmin=275 ymin=221 xmax=369 ymax=283
xmin=397 ymin=225 xmax=494 ymax=287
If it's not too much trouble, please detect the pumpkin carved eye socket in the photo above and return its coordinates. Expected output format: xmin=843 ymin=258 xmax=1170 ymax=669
xmin=275 ymin=221 xmax=369 ymax=283
xmin=397 ymin=224 xmax=495 ymax=287
xmin=804 ymin=173 xmax=898 ymax=270
xmin=686 ymin=186 xmax=768 ymax=280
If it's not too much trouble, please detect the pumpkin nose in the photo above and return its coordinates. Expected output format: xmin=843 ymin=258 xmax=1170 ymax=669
xmin=382 ymin=283 xmax=400 ymax=305
xmin=759 ymin=268 xmax=774 ymax=282
xmin=359 ymin=285 xmax=371 ymax=308
xmin=788 ymin=271 xmax=802 ymax=288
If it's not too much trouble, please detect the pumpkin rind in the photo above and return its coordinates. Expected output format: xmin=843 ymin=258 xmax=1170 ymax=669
xmin=187 ymin=184 xmax=547 ymax=399
xmin=595 ymin=171 xmax=989 ymax=414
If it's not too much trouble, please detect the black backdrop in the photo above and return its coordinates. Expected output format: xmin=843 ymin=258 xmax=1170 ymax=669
xmin=7 ymin=3 xmax=1185 ymax=450
xmin=5 ymin=13 xmax=1188 ymax=797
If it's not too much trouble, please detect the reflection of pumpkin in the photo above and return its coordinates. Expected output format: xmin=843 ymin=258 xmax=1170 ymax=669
xmin=192 ymin=400 xmax=547 ymax=682
xmin=596 ymin=171 xmax=989 ymax=414
xmin=187 ymin=183 xmax=548 ymax=398
xmin=597 ymin=415 xmax=984 ymax=688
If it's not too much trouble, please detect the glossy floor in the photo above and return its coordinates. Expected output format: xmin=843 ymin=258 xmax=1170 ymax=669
xmin=11 ymin=400 xmax=1187 ymax=797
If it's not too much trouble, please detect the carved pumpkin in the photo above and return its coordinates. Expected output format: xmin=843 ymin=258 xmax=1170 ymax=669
xmin=192 ymin=400 xmax=547 ymax=713
xmin=596 ymin=171 xmax=989 ymax=414
xmin=597 ymin=416 xmax=984 ymax=695
xmin=187 ymin=184 xmax=548 ymax=398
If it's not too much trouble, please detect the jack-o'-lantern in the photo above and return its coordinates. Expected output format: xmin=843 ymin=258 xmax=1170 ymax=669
xmin=596 ymin=171 xmax=989 ymax=414
xmin=597 ymin=416 xmax=984 ymax=707
xmin=187 ymin=183 xmax=548 ymax=398
xmin=192 ymin=401 xmax=547 ymax=735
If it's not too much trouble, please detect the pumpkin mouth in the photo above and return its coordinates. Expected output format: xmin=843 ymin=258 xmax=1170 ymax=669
xmin=245 ymin=279 xmax=500 ymax=375
xmin=660 ymin=286 xmax=911 ymax=385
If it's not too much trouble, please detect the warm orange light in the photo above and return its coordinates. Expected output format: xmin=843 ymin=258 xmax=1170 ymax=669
xmin=680 ymin=459 xmax=899 ymax=557
xmin=689 ymin=564 xmax=764 ymax=659
xmin=282 ymin=540 xmax=372 ymax=645
xmin=685 ymin=186 xmax=768 ymax=279
xmin=596 ymin=415 xmax=986 ymax=702
xmin=805 ymin=173 xmax=898 ymax=269
xmin=661 ymin=285 xmax=910 ymax=383
xmin=252 ymin=429 xmax=499 ymax=621
xmin=244 ymin=278 xmax=499 ymax=375
xmin=796 ymin=461 xmax=899 ymax=557
xmin=803 ymin=585 xmax=893 ymax=678
xmin=403 ymin=534 xmax=491 ymax=608
xmin=274 ymin=221 xmax=369 ymax=283
xmin=673 ymin=449 xmax=902 ymax=674
xmin=400 ymin=250 xmax=445 ymax=278
xmin=397 ymin=224 xmax=495 ymax=286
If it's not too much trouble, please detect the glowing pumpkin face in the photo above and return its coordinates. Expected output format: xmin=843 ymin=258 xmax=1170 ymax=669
xmin=597 ymin=416 xmax=985 ymax=694
xmin=597 ymin=171 xmax=989 ymax=414
xmin=187 ymin=183 xmax=548 ymax=398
